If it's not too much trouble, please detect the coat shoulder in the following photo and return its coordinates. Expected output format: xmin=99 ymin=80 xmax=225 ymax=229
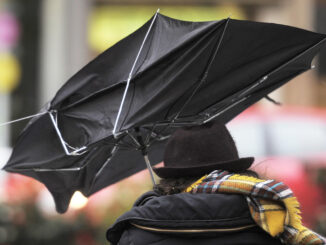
xmin=108 ymin=192 xmax=283 ymax=245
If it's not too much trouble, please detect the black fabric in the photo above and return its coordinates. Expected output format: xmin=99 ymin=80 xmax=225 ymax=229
xmin=107 ymin=191 xmax=283 ymax=245
xmin=4 ymin=13 xmax=326 ymax=213
xmin=153 ymin=122 xmax=254 ymax=178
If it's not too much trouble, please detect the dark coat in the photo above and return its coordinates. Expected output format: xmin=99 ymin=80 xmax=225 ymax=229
xmin=106 ymin=191 xmax=284 ymax=245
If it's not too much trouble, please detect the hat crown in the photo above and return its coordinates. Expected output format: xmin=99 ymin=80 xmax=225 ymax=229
xmin=163 ymin=122 xmax=240 ymax=168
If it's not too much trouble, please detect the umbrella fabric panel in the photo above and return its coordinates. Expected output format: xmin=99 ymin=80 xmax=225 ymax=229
xmin=162 ymin=19 xmax=326 ymax=120
xmin=110 ymin=17 xmax=326 ymax=132
xmin=88 ymin=139 xmax=166 ymax=196
xmin=51 ymin=14 xmax=220 ymax=111
xmin=119 ymin=21 xmax=226 ymax=131
xmin=59 ymin=84 xmax=128 ymax=147
xmin=54 ymin=17 xmax=225 ymax=145
xmin=20 ymin=143 xmax=115 ymax=213
xmin=50 ymin=16 xmax=325 ymax=141
xmin=7 ymin=128 xmax=166 ymax=213
xmin=4 ymin=112 xmax=111 ymax=171
xmin=8 ymin=16 xmax=324 ymax=170
xmin=48 ymin=143 xmax=116 ymax=213
xmin=4 ymin=114 xmax=75 ymax=169
xmin=200 ymin=36 xmax=326 ymax=124
xmin=134 ymin=14 xmax=223 ymax=76
xmin=3 ymin=13 xmax=326 ymax=214
xmin=50 ymin=17 xmax=153 ymax=110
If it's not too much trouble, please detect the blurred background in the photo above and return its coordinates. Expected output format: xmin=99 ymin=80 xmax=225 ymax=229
xmin=0 ymin=0 xmax=326 ymax=244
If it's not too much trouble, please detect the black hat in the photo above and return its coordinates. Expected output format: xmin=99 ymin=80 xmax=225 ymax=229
xmin=153 ymin=122 xmax=254 ymax=178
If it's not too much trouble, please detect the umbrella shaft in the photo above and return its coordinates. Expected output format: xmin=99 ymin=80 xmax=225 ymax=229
xmin=144 ymin=154 xmax=156 ymax=185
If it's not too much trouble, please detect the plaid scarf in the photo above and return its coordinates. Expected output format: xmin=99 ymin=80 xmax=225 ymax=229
xmin=185 ymin=170 xmax=326 ymax=245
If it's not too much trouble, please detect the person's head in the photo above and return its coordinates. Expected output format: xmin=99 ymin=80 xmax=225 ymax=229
xmin=152 ymin=121 xmax=256 ymax=194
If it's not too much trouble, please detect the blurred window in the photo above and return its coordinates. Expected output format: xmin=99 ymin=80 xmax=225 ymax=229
xmin=88 ymin=5 xmax=246 ymax=53
xmin=227 ymin=121 xmax=266 ymax=157
xmin=268 ymin=118 xmax=326 ymax=157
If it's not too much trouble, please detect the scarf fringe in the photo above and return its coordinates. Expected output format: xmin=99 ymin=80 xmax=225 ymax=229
xmin=283 ymin=197 xmax=302 ymax=230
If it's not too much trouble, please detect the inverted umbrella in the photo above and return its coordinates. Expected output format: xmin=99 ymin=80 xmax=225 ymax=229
xmin=3 ymin=11 xmax=326 ymax=213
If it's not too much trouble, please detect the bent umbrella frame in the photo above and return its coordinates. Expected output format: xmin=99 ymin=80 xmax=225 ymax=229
xmin=3 ymin=11 xmax=326 ymax=213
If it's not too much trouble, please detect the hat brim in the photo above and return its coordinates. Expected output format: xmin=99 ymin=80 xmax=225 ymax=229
xmin=153 ymin=157 xmax=255 ymax=178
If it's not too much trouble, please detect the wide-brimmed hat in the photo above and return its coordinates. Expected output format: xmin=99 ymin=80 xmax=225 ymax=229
xmin=153 ymin=122 xmax=254 ymax=178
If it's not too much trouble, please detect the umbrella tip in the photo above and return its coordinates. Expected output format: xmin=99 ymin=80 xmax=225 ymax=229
xmin=156 ymin=8 xmax=160 ymax=13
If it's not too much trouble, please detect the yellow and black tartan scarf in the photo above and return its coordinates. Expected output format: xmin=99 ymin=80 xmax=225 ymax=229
xmin=185 ymin=170 xmax=326 ymax=245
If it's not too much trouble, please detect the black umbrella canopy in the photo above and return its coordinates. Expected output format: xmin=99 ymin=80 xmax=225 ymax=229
xmin=4 ymin=13 xmax=326 ymax=213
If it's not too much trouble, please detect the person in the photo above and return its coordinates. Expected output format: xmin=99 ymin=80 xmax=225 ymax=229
xmin=106 ymin=122 xmax=325 ymax=245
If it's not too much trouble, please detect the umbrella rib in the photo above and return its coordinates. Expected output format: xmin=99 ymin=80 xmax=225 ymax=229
xmin=48 ymin=111 xmax=87 ymax=156
xmin=20 ymin=22 xmax=324 ymax=173
xmin=86 ymin=145 xmax=120 ymax=194
xmin=147 ymin=134 xmax=171 ymax=146
xmin=0 ymin=111 xmax=48 ymax=127
xmin=6 ymin=166 xmax=84 ymax=172
xmin=172 ymin=36 xmax=326 ymax=126
xmin=92 ymin=145 xmax=119 ymax=182
xmin=112 ymin=9 xmax=160 ymax=136
xmin=266 ymin=37 xmax=326 ymax=77
xmin=6 ymin=144 xmax=120 ymax=173
xmin=203 ymin=97 xmax=247 ymax=123
xmin=146 ymin=128 xmax=172 ymax=146
xmin=64 ymin=34 xmax=324 ymax=150
xmin=126 ymin=130 xmax=141 ymax=148
xmin=144 ymin=124 xmax=157 ymax=145
xmin=216 ymin=37 xmax=326 ymax=117
xmin=232 ymin=37 xmax=326 ymax=101
xmin=171 ymin=17 xmax=231 ymax=122
xmin=118 ymin=140 xmax=139 ymax=150
xmin=144 ymin=18 xmax=231 ymax=143
xmin=141 ymin=37 xmax=325 ymax=129
xmin=202 ymin=42 xmax=323 ymax=124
